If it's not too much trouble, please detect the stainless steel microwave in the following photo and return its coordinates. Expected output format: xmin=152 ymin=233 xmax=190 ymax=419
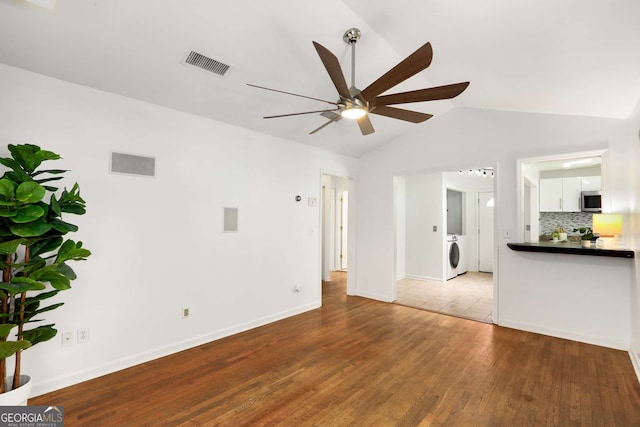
xmin=581 ymin=191 xmax=601 ymax=212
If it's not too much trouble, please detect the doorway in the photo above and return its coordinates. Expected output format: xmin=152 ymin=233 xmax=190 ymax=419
xmin=321 ymin=174 xmax=349 ymax=292
xmin=394 ymin=167 xmax=495 ymax=323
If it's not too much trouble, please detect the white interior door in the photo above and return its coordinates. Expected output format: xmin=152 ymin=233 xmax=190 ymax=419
xmin=478 ymin=191 xmax=494 ymax=272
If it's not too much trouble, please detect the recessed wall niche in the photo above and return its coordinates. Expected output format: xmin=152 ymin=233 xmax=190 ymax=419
xmin=223 ymin=207 xmax=238 ymax=233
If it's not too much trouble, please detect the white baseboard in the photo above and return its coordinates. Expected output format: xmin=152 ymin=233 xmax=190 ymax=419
xmin=404 ymin=274 xmax=444 ymax=282
xmin=499 ymin=318 xmax=628 ymax=351
xmin=630 ymin=349 xmax=640 ymax=384
xmin=355 ymin=290 xmax=393 ymax=303
xmin=31 ymin=302 xmax=321 ymax=397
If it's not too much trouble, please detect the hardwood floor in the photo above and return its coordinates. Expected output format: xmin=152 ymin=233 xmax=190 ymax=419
xmin=31 ymin=271 xmax=640 ymax=426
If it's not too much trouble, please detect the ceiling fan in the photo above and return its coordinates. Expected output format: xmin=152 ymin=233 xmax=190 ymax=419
xmin=248 ymin=28 xmax=470 ymax=136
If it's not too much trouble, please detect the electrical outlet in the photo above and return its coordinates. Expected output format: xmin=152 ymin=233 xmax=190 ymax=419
xmin=182 ymin=307 xmax=190 ymax=318
xmin=77 ymin=328 xmax=90 ymax=343
xmin=61 ymin=331 xmax=74 ymax=347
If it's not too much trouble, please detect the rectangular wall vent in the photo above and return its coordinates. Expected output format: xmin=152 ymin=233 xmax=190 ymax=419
xmin=110 ymin=152 xmax=155 ymax=177
xmin=185 ymin=51 xmax=230 ymax=76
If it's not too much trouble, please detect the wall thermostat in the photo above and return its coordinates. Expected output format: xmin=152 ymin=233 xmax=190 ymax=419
xmin=295 ymin=195 xmax=302 ymax=202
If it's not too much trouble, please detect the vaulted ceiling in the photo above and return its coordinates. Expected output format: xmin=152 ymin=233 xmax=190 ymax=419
xmin=1 ymin=0 xmax=639 ymax=157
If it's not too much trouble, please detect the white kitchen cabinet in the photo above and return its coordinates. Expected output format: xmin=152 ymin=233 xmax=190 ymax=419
xmin=562 ymin=177 xmax=581 ymax=212
xmin=539 ymin=177 xmax=582 ymax=212
xmin=539 ymin=178 xmax=562 ymax=212
xmin=581 ymin=176 xmax=601 ymax=191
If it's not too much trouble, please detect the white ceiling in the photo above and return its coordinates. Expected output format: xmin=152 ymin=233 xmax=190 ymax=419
xmin=1 ymin=0 xmax=639 ymax=158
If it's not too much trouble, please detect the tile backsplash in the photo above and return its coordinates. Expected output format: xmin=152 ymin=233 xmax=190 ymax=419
xmin=539 ymin=212 xmax=593 ymax=236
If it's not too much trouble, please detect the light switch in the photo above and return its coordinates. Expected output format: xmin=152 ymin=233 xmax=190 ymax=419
xmin=503 ymin=228 xmax=512 ymax=239
xmin=308 ymin=197 xmax=317 ymax=207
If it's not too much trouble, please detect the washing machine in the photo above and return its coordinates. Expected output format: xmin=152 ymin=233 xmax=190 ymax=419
xmin=446 ymin=235 xmax=467 ymax=280
xmin=446 ymin=235 xmax=460 ymax=280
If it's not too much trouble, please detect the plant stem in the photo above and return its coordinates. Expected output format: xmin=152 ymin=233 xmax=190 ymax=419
xmin=12 ymin=247 xmax=29 ymax=391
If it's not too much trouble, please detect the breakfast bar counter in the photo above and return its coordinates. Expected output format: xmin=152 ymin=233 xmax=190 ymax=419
xmin=507 ymin=242 xmax=634 ymax=258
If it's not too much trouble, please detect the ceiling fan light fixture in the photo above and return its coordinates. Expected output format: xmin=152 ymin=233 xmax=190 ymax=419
xmin=340 ymin=106 xmax=368 ymax=119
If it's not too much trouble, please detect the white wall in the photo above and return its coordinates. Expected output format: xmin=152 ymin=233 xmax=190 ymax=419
xmin=404 ymin=173 xmax=444 ymax=281
xmin=0 ymin=64 xmax=358 ymax=396
xmin=355 ymin=107 xmax=634 ymax=350
xmin=394 ymin=176 xmax=406 ymax=280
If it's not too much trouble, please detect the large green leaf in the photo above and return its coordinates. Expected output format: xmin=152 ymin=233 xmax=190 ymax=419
xmin=55 ymin=239 xmax=91 ymax=263
xmin=29 ymin=236 xmax=63 ymax=257
xmin=0 ymin=158 xmax=30 ymax=182
xmin=8 ymin=144 xmax=60 ymax=173
xmin=50 ymin=193 xmax=61 ymax=217
xmin=31 ymin=169 xmax=67 ymax=177
xmin=0 ymin=340 xmax=32 ymax=359
xmin=22 ymin=324 xmax=57 ymax=345
xmin=35 ymin=176 xmax=63 ymax=185
xmin=20 ymin=257 xmax=47 ymax=276
xmin=0 ymin=280 xmax=44 ymax=294
xmin=49 ymin=218 xmax=78 ymax=234
xmin=9 ymin=220 xmax=52 ymax=237
xmin=16 ymin=181 xmax=46 ymax=203
xmin=11 ymin=204 xmax=45 ymax=223
xmin=0 ymin=324 xmax=16 ymax=339
xmin=56 ymin=263 xmax=77 ymax=280
xmin=0 ymin=238 xmax=25 ymax=255
xmin=2 ymin=171 xmax=31 ymax=185
xmin=24 ymin=290 xmax=59 ymax=304
xmin=0 ymin=179 xmax=16 ymax=199
xmin=22 ymin=303 xmax=65 ymax=322
xmin=34 ymin=270 xmax=70 ymax=290
xmin=0 ymin=207 xmax=17 ymax=218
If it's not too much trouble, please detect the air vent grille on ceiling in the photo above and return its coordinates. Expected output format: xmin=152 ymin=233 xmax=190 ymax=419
xmin=185 ymin=51 xmax=230 ymax=76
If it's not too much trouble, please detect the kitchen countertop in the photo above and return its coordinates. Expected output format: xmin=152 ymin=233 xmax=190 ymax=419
xmin=507 ymin=241 xmax=634 ymax=258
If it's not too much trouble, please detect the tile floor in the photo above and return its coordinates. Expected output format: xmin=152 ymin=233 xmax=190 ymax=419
xmin=396 ymin=272 xmax=494 ymax=323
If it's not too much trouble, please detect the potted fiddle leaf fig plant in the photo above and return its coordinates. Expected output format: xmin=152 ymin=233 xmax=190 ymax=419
xmin=0 ymin=144 xmax=90 ymax=405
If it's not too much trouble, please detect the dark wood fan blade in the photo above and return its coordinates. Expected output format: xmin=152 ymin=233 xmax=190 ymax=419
xmin=312 ymin=42 xmax=351 ymax=100
xmin=264 ymin=109 xmax=339 ymax=119
xmin=357 ymin=115 xmax=375 ymax=135
xmin=247 ymin=84 xmax=338 ymax=106
xmin=310 ymin=115 xmax=342 ymax=135
xmin=370 ymin=105 xmax=433 ymax=123
xmin=360 ymin=42 xmax=433 ymax=102
xmin=375 ymin=82 xmax=470 ymax=106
